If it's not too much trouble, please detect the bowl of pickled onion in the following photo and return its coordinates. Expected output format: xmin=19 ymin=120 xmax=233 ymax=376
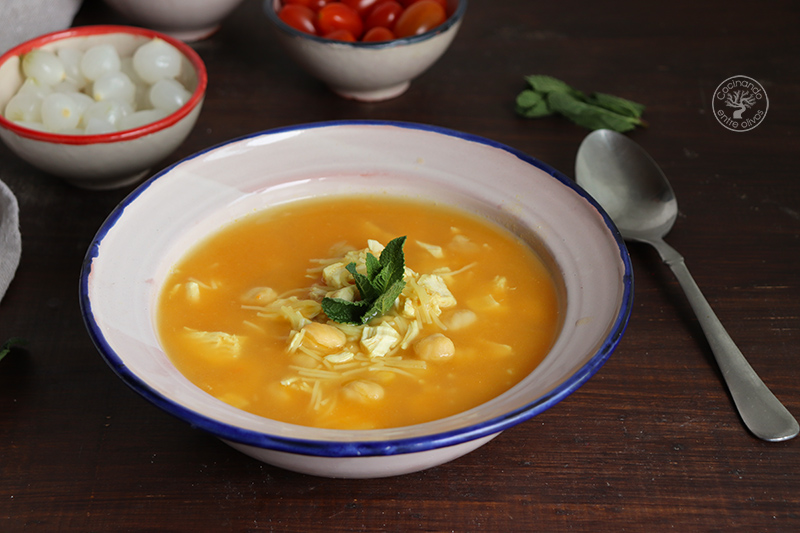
xmin=0 ymin=25 xmax=206 ymax=190
xmin=264 ymin=0 xmax=467 ymax=101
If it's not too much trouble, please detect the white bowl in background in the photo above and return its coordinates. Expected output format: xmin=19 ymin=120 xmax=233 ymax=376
xmin=263 ymin=0 xmax=467 ymax=101
xmin=0 ymin=25 xmax=207 ymax=190
xmin=81 ymin=121 xmax=633 ymax=478
xmin=103 ymin=0 xmax=245 ymax=42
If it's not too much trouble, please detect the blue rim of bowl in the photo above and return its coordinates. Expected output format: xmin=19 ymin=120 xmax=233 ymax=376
xmin=79 ymin=119 xmax=633 ymax=458
xmin=263 ymin=0 xmax=468 ymax=48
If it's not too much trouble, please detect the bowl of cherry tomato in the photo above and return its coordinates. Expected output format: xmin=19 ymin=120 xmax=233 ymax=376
xmin=264 ymin=0 xmax=466 ymax=101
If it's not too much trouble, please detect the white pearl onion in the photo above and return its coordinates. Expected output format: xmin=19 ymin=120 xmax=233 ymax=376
xmin=41 ymin=93 xmax=81 ymax=131
xmin=22 ymin=49 xmax=65 ymax=86
xmin=132 ymin=38 xmax=182 ymax=84
xmin=80 ymin=44 xmax=121 ymax=81
xmin=69 ymin=92 xmax=95 ymax=116
xmin=4 ymin=92 xmax=42 ymax=122
xmin=57 ymin=47 xmax=87 ymax=89
xmin=81 ymin=100 xmax=133 ymax=129
xmin=4 ymin=38 xmax=191 ymax=135
xmin=119 ymin=109 xmax=169 ymax=131
xmin=17 ymin=78 xmax=52 ymax=100
xmin=84 ymin=117 xmax=118 ymax=135
xmin=149 ymin=78 xmax=191 ymax=113
xmin=92 ymin=72 xmax=136 ymax=105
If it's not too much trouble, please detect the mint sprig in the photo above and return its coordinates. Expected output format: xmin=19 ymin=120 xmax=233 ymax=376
xmin=516 ymin=75 xmax=647 ymax=132
xmin=0 ymin=337 xmax=26 ymax=362
xmin=322 ymin=236 xmax=407 ymax=325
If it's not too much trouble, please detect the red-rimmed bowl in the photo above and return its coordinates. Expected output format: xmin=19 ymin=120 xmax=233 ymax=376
xmin=0 ymin=25 xmax=207 ymax=190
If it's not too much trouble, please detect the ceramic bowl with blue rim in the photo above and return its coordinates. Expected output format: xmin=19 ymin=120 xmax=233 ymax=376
xmin=80 ymin=120 xmax=632 ymax=478
xmin=263 ymin=0 xmax=467 ymax=101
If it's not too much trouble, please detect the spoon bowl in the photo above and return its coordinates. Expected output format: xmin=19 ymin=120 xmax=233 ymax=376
xmin=575 ymin=129 xmax=798 ymax=442
xmin=576 ymin=130 xmax=677 ymax=242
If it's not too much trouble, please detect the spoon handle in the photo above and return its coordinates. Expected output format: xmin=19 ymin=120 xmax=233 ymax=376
xmin=649 ymin=239 xmax=799 ymax=442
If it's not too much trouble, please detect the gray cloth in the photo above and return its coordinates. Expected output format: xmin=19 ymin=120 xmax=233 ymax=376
xmin=0 ymin=0 xmax=83 ymax=299
xmin=1 ymin=0 xmax=84 ymax=54
xmin=0 ymin=180 xmax=21 ymax=302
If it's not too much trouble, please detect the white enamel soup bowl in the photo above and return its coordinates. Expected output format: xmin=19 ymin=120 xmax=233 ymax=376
xmin=81 ymin=121 xmax=633 ymax=478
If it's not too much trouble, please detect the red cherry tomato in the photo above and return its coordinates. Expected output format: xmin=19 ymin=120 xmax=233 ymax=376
xmin=317 ymin=3 xmax=364 ymax=39
xmin=364 ymin=0 xmax=404 ymax=31
xmin=284 ymin=0 xmax=333 ymax=11
xmin=283 ymin=0 xmax=330 ymax=11
xmin=362 ymin=26 xmax=396 ymax=41
xmin=340 ymin=0 xmax=380 ymax=17
xmin=279 ymin=4 xmax=318 ymax=35
xmin=394 ymin=0 xmax=446 ymax=37
xmin=324 ymin=29 xmax=357 ymax=41
xmin=400 ymin=0 xmax=447 ymax=10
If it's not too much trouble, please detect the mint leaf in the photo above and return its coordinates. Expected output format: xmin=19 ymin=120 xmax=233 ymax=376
xmin=373 ymin=236 xmax=406 ymax=293
xmin=548 ymin=91 xmax=642 ymax=132
xmin=360 ymin=279 xmax=406 ymax=324
xmin=0 ymin=337 xmax=26 ymax=362
xmin=322 ymin=236 xmax=407 ymax=325
xmin=515 ymin=90 xmax=552 ymax=118
xmin=321 ymin=298 xmax=371 ymax=325
xmin=587 ymin=92 xmax=646 ymax=119
xmin=515 ymin=75 xmax=646 ymax=132
xmin=365 ymin=253 xmax=380 ymax=279
xmin=347 ymin=262 xmax=380 ymax=302
xmin=524 ymin=75 xmax=577 ymax=95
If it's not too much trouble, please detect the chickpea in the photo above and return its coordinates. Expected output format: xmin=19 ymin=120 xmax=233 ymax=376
xmin=324 ymin=351 xmax=355 ymax=364
xmin=303 ymin=322 xmax=347 ymax=350
xmin=184 ymin=281 xmax=200 ymax=302
xmin=445 ymin=309 xmax=477 ymax=330
xmin=414 ymin=333 xmax=455 ymax=361
xmin=343 ymin=380 xmax=385 ymax=402
xmin=374 ymin=370 xmax=397 ymax=383
xmin=290 ymin=354 xmax=318 ymax=369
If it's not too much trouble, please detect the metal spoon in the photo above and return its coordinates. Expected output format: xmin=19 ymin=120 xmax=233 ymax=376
xmin=575 ymin=129 xmax=798 ymax=442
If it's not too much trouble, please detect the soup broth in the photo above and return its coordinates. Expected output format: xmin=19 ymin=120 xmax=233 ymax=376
xmin=157 ymin=195 xmax=561 ymax=429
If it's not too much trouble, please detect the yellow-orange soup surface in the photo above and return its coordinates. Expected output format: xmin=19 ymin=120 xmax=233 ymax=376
xmin=156 ymin=196 xmax=561 ymax=429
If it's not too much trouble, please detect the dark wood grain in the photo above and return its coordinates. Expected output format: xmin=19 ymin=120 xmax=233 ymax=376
xmin=1 ymin=0 xmax=798 ymax=531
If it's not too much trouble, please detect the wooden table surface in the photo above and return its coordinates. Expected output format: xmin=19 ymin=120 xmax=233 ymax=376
xmin=2 ymin=0 xmax=798 ymax=530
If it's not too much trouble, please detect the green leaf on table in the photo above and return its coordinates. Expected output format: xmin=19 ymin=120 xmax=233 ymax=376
xmin=515 ymin=75 xmax=647 ymax=132
xmin=548 ymin=91 xmax=643 ymax=132
xmin=0 ymin=337 xmax=26 ymax=362
xmin=515 ymin=90 xmax=553 ymax=118
xmin=523 ymin=74 xmax=577 ymax=95
xmin=586 ymin=92 xmax=646 ymax=119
